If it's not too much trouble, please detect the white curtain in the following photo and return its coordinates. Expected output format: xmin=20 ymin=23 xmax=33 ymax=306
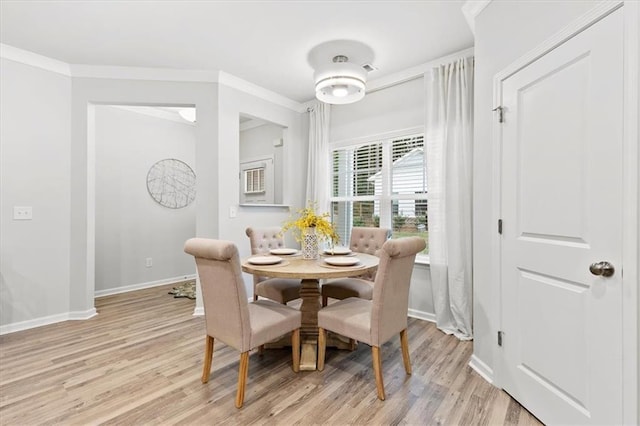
xmin=426 ymin=57 xmax=474 ymax=340
xmin=305 ymin=101 xmax=331 ymax=211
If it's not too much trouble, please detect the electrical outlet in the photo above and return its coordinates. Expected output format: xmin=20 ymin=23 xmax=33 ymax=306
xmin=13 ymin=206 xmax=33 ymax=220
xmin=145 ymin=258 xmax=153 ymax=267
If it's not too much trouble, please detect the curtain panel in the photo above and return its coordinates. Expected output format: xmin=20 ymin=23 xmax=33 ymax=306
xmin=425 ymin=57 xmax=474 ymax=340
xmin=305 ymin=102 xmax=331 ymax=212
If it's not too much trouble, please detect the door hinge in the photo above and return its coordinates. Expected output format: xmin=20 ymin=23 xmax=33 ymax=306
xmin=498 ymin=331 xmax=503 ymax=347
xmin=493 ymin=106 xmax=504 ymax=123
xmin=498 ymin=219 xmax=503 ymax=235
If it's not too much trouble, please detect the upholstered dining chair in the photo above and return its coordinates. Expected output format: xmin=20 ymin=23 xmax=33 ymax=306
xmin=184 ymin=238 xmax=301 ymax=408
xmin=246 ymin=227 xmax=302 ymax=304
xmin=321 ymin=227 xmax=391 ymax=307
xmin=317 ymin=236 xmax=426 ymax=401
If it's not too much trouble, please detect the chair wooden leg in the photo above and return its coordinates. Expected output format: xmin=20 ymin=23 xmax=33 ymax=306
xmin=322 ymin=295 xmax=328 ymax=307
xmin=371 ymin=346 xmax=385 ymax=400
xmin=291 ymin=328 xmax=300 ymax=372
xmin=201 ymin=335 xmax=214 ymax=383
xmin=349 ymin=338 xmax=356 ymax=351
xmin=235 ymin=352 xmax=250 ymax=408
xmin=317 ymin=327 xmax=326 ymax=371
xmin=400 ymin=329 xmax=412 ymax=375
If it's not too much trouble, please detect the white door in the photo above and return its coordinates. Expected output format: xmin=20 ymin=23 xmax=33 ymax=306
xmin=499 ymin=8 xmax=623 ymax=425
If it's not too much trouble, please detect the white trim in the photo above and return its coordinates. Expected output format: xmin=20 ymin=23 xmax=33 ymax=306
xmin=218 ymin=70 xmax=303 ymax=112
xmin=71 ymin=64 xmax=219 ymax=83
xmin=0 ymin=43 xmax=71 ymax=76
xmin=366 ymin=47 xmax=474 ymax=95
xmin=330 ymin=126 xmax=424 ymax=149
xmin=621 ymin=1 xmax=639 ymax=423
xmin=0 ymin=308 xmax=97 ymax=335
xmin=94 ymin=274 xmax=196 ymax=298
xmin=491 ymin=3 xmax=638 ymax=424
xmin=469 ymin=354 xmax=495 ymax=384
xmin=461 ymin=1 xmax=492 ymax=35
xmin=193 ymin=306 xmax=204 ymax=316
xmin=68 ymin=308 xmax=98 ymax=320
xmin=408 ymin=309 xmax=436 ymax=323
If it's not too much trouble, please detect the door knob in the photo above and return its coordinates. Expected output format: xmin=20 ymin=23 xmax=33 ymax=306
xmin=589 ymin=261 xmax=615 ymax=277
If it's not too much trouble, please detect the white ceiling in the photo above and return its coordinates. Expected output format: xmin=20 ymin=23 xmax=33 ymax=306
xmin=0 ymin=1 xmax=474 ymax=103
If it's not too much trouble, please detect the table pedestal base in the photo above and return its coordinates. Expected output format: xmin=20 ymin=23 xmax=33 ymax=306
xmin=299 ymin=278 xmax=321 ymax=370
xmin=257 ymin=275 xmax=360 ymax=369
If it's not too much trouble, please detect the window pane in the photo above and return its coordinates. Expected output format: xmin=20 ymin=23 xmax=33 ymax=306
xmin=330 ymin=134 xmax=428 ymax=255
xmin=332 ymin=143 xmax=382 ymax=197
xmin=392 ymin=135 xmax=426 ymax=195
xmin=331 ymin=200 xmax=379 ymax=245
xmin=391 ymin=211 xmax=428 ymax=254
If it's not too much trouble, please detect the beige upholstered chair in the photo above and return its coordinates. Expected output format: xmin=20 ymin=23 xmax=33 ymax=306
xmin=246 ymin=227 xmax=302 ymax=304
xmin=317 ymin=236 xmax=426 ymax=401
xmin=321 ymin=227 xmax=391 ymax=307
xmin=184 ymin=238 xmax=301 ymax=408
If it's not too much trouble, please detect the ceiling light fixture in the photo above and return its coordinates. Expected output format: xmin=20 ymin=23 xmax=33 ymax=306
xmin=314 ymin=55 xmax=366 ymax=105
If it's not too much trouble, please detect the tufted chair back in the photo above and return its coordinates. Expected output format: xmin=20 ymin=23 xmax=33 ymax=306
xmin=246 ymin=227 xmax=286 ymax=254
xmin=349 ymin=227 xmax=392 ymax=255
xmin=349 ymin=227 xmax=391 ymax=280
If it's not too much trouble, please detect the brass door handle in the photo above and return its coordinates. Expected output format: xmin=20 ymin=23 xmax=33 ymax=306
xmin=589 ymin=261 xmax=615 ymax=277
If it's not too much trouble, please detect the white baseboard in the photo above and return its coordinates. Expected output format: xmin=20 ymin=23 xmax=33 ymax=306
xmin=68 ymin=308 xmax=97 ymax=320
xmin=408 ymin=308 xmax=436 ymax=323
xmin=95 ymin=274 xmax=196 ymax=298
xmin=0 ymin=308 xmax=97 ymax=335
xmin=1 ymin=276 xmax=195 ymax=335
xmin=469 ymin=354 xmax=494 ymax=384
xmin=193 ymin=306 xmax=204 ymax=316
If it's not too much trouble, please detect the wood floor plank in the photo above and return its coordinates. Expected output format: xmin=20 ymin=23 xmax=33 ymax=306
xmin=0 ymin=284 xmax=542 ymax=425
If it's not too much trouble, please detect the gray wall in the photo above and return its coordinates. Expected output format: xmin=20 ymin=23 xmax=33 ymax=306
xmin=472 ymin=0 xmax=605 ymax=376
xmin=94 ymin=106 xmax=196 ymax=293
xmin=331 ymin=77 xmax=425 ymax=142
xmin=0 ymin=58 xmax=72 ymax=327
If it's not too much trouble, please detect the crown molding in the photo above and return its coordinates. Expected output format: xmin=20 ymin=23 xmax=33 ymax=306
xmin=462 ymin=0 xmax=492 ymax=35
xmin=70 ymin=64 xmax=219 ymax=83
xmin=218 ymin=71 xmax=303 ymax=112
xmin=0 ymin=43 xmax=71 ymax=76
xmin=1 ymin=44 xmax=303 ymax=112
xmin=366 ymin=46 xmax=475 ymax=94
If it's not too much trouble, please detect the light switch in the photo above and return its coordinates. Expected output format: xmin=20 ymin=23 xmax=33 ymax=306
xmin=229 ymin=205 xmax=237 ymax=218
xmin=13 ymin=206 xmax=33 ymax=220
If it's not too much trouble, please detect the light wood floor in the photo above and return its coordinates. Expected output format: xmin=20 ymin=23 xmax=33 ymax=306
xmin=0 ymin=284 xmax=542 ymax=425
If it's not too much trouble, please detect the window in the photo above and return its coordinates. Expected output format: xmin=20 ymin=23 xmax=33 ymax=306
xmin=244 ymin=167 xmax=265 ymax=194
xmin=330 ymin=133 xmax=428 ymax=256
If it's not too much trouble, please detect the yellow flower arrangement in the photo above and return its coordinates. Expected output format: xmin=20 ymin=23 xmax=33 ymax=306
xmin=282 ymin=202 xmax=340 ymax=244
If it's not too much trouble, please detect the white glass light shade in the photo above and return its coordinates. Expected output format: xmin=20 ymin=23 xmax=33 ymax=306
xmin=314 ymin=62 xmax=366 ymax=105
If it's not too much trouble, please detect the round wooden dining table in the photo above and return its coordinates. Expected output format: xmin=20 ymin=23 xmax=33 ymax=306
xmin=242 ymin=253 xmax=379 ymax=371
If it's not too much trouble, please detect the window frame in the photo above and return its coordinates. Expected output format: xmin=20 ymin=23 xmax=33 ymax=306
xmin=328 ymin=127 xmax=429 ymax=263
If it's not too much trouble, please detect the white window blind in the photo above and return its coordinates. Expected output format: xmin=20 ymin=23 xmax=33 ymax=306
xmin=244 ymin=167 xmax=265 ymax=194
xmin=329 ymin=133 xmax=428 ymax=254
